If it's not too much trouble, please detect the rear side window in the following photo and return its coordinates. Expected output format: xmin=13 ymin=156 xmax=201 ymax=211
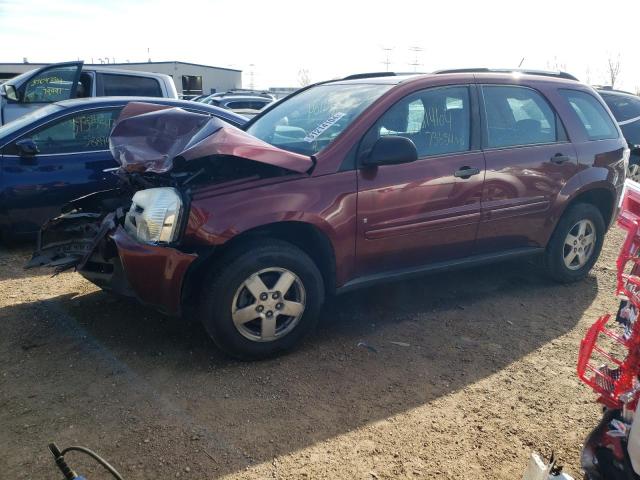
xmin=601 ymin=93 xmax=640 ymax=123
xmin=100 ymin=74 xmax=162 ymax=97
xmin=482 ymin=85 xmax=557 ymax=148
xmin=560 ymin=90 xmax=618 ymax=141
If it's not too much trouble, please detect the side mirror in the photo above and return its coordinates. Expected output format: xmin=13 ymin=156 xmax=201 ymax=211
xmin=363 ymin=135 xmax=418 ymax=167
xmin=15 ymin=138 xmax=39 ymax=158
xmin=1 ymin=84 xmax=19 ymax=101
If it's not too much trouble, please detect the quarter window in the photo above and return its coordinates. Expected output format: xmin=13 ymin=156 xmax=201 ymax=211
xmin=560 ymin=90 xmax=620 ymax=140
xmin=369 ymin=86 xmax=471 ymax=158
xmin=20 ymin=109 xmax=121 ymax=155
xmin=482 ymin=86 xmax=557 ymax=148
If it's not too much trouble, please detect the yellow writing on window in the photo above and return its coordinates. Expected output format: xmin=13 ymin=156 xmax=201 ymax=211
xmin=29 ymin=76 xmax=64 ymax=86
xmin=73 ymin=115 xmax=114 ymax=134
xmin=42 ymin=87 xmax=64 ymax=96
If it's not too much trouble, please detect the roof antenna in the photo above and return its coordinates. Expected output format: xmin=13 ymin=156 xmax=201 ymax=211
xmin=518 ymin=57 xmax=525 ymax=68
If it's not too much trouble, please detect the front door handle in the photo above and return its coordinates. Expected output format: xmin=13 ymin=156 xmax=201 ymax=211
xmin=550 ymin=153 xmax=571 ymax=164
xmin=454 ymin=166 xmax=481 ymax=179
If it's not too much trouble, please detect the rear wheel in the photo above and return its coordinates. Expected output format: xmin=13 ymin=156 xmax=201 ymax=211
xmin=544 ymin=203 xmax=605 ymax=283
xmin=197 ymin=240 xmax=324 ymax=359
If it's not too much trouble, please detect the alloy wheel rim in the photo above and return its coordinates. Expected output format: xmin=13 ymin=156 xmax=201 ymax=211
xmin=563 ymin=219 xmax=596 ymax=270
xmin=231 ymin=267 xmax=306 ymax=342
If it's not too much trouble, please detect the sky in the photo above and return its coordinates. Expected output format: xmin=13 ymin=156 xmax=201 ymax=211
xmin=0 ymin=0 xmax=638 ymax=92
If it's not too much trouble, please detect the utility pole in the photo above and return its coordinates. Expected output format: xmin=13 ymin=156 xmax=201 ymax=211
xmin=381 ymin=47 xmax=393 ymax=72
xmin=408 ymin=46 xmax=423 ymax=72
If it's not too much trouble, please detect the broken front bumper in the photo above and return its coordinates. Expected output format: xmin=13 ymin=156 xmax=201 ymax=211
xmin=103 ymin=226 xmax=196 ymax=315
xmin=28 ymin=210 xmax=196 ymax=316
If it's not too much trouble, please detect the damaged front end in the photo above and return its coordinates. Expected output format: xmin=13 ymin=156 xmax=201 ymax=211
xmin=26 ymin=183 xmax=197 ymax=315
xmin=26 ymin=102 xmax=313 ymax=316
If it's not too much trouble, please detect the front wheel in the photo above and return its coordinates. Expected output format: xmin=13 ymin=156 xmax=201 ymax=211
xmin=544 ymin=203 xmax=605 ymax=283
xmin=197 ymin=240 xmax=325 ymax=360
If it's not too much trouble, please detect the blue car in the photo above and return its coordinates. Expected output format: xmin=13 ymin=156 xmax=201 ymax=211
xmin=0 ymin=97 xmax=247 ymax=240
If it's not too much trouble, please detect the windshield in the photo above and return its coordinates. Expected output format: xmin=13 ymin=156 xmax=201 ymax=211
xmin=0 ymin=104 xmax=63 ymax=138
xmin=246 ymin=83 xmax=393 ymax=155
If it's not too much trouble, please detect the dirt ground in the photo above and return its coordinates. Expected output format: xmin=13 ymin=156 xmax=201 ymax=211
xmin=0 ymin=230 xmax=625 ymax=479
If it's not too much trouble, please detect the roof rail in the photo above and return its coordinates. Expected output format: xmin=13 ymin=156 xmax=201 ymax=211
xmin=433 ymin=68 xmax=579 ymax=81
xmin=342 ymin=72 xmax=397 ymax=80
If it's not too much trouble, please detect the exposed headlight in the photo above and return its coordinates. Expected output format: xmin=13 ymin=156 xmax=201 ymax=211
xmin=125 ymin=187 xmax=183 ymax=244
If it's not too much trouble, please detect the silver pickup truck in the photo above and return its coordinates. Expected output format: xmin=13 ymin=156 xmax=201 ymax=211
xmin=0 ymin=61 xmax=178 ymax=125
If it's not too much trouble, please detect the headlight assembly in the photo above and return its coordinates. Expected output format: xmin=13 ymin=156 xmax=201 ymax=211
xmin=124 ymin=187 xmax=183 ymax=244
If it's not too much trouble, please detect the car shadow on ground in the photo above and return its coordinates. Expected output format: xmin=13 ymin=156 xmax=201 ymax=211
xmin=0 ymin=258 xmax=598 ymax=477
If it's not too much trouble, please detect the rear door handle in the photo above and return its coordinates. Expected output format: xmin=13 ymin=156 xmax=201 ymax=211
xmin=454 ymin=166 xmax=481 ymax=178
xmin=550 ymin=153 xmax=571 ymax=164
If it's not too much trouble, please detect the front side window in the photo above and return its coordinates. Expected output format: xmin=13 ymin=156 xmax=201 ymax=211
xmin=246 ymin=83 xmax=393 ymax=156
xmin=366 ymin=86 xmax=471 ymax=157
xmin=23 ymin=66 xmax=80 ymax=104
xmin=20 ymin=108 xmax=121 ymax=154
xmin=101 ymin=74 xmax=162 ymax=97
xmin=560 ymin=89 xmax=619 ymax=141
xmin=482 ymin=85 xmax=557 ymax=148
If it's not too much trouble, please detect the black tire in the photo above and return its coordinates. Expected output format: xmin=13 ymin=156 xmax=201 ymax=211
xmin=544 ymin=202 xmax=605 ymax=283
xmin=197 ymin=239 xmax=325 ymax=360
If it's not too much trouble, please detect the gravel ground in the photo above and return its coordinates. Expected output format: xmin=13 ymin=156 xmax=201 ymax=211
xmin=0 ymin=230 xmax=624 ymax=479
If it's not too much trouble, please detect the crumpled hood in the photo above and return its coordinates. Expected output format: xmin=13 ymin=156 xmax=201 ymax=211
xmin=109 ymin=102 xmax=313 ymax=174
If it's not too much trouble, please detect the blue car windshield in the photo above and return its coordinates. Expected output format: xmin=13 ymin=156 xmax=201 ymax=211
xmin=245 ymin=83 xmax=392 ymax=156
xmin=0 ymin=104 xmax=64 ymax=138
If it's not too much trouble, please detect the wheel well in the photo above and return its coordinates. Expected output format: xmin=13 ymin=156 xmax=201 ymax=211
xmin=567 ymin=188 xmax=615 ymax=228
xmin=182 ymin=222 xmax=337 ymax=311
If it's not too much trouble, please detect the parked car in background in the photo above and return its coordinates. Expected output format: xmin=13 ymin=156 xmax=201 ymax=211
xmin=597 ymin=88 xmax=640 ymax=181
xmin=188 ymin=94 xmax=209 ymax=102
xmin=200 ymin=89 xmax=276 ymax=101
xmin=199 ymin=92 xmax=274 ymax=117
xmin=0 ymin=97 xmax=246 ymax=240
xmin=0 ymin=61 xmax=178 ymax=125
xmin=29 ymin=70 xmax=628 ymax=359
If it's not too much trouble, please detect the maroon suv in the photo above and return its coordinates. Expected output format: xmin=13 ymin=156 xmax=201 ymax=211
xmin=29 ymin=70 xmax=629 ymax=358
